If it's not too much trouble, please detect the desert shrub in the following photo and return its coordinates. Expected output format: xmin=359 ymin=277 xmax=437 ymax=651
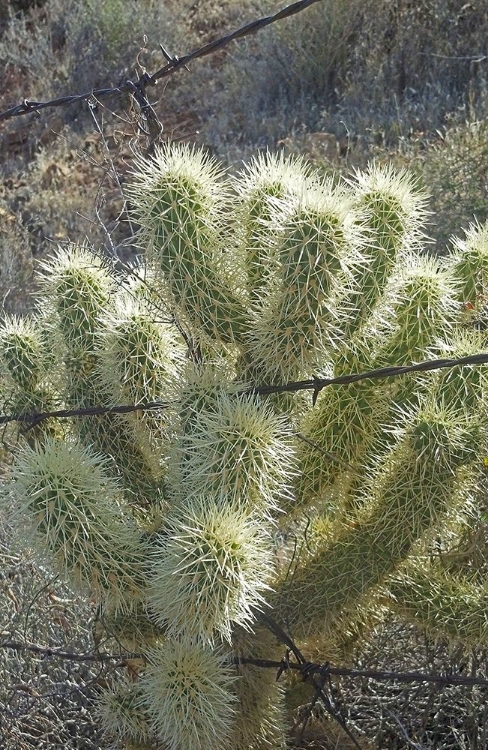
xmin=0 ymin=0 xmax=186 ymax=126
xmin=0 ymin=199 xmax=33 ymax=314
xmin=205 ymin=0 xmax=488 ymax=148
xmin=205 ymin=0 xmax=369 ymax=146
xmin=0 ymin=522 xmax=104 ymax=749
xmin=421 ymin=120 xmax=488 ymax=251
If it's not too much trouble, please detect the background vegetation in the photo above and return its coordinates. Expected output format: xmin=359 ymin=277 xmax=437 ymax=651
xmin=1 ymin=1 xmax=488 ymax=747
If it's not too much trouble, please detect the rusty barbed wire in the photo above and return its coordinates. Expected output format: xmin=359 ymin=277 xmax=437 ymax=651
xmin=0 ymin=400 xmax=172 ymax=428
xmin=252 ymin=352 xmax=488 ymax=401
xmin=1 ymin=352 xmax=487 ymax=427
xmin=0 ymin=0 xmax=324 ymax=124
xmin=4 ymin=639 xmax=488 ymax=688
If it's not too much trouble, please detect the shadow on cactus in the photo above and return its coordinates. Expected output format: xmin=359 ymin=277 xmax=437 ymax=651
xmin=1 ymin=143 xmax=488 ymax=749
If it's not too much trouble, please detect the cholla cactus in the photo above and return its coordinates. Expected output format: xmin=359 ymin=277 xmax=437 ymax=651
xmin=1 ymin=143 xmax=488 ymax=749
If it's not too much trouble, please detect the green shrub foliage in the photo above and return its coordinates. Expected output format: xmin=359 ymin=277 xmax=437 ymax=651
xmin=1 ymin=143 xmax=488 ymax=749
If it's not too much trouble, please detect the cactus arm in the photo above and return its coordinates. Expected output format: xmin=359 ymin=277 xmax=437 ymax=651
xmin=450 ymin=220 xmax=488 ymax=305
xmin=0 ymin=314 xmax=61 ymax=440
xmin=388 ymin=565 xmax=488 ymax=647
xmin=296 ymin=255 xmax=459 ymax=515
xmin=5 ymin=437 xmax=148 ymax=614
xmin=276 ymin=407 xmax=478 ymax=640
xmin=147 ymin=496 xmax=275 ymax=644
xmin=233 ymin=151 xmax=316 ymax=307
xmin=128 ymin=143 xmax=251 ymax=346
xmin=340 ymin=163 xmax=430 ymax=342
xmin=138 ymin=639 xmax=237 ymax=750
xmin=247 ymin=182 xmax=366 ymax=390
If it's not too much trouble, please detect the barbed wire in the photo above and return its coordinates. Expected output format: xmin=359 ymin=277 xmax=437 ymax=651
xmin=0 ymin=400 xmax=172 ymax=428
xmin=0 ymin=0 xmax=324 ymax=124
xmin=3 ymin=639 xmax=488 ymax=688
xmin=252 ymin=352 xmax=488 ymax=401
xmin=1 ymin=352 xmax=487 ymax=427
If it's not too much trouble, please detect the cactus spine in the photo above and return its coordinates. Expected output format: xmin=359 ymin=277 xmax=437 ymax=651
xmin=1 ymin=143 xmax=488 ymax=749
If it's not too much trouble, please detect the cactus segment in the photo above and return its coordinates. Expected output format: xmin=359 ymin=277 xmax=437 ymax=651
xmin=128 ymin=143 xmax=250 ymax=345
xmin=341 ymin=163 xmax=430 ymax=339
xmin=233 ymin=151 xmax=316 ymax=305
xmin=248 ymin=183 xmax=366 ymax=384
xmin=177 ymin=391 xmax=295 ymax=513
xmin=277 ymin=406 xmax=477 ymax=638
xmin=296 ymin=254 xmax=460 ymax=514
xmin=0 ymin=315 xmax=51 ymax=392
xmin=0 ymin=315 xmax=61 ymax=439
xmin=96 ymin=291 xmax=184 ymax=450
xmin=97 ymin=292 xmax=183 ymax=406
xmin=97 ymin=678 xmax=152 ymax=745
xmin=147 ymin=496 xmax=274 ymax=643
xmin=37 ymin=244 xmax=115 ymax=423
xmin=295 ymin=377 xmax=388 ymax=514
xmin=450 ymin=220 xmax=488 ymax=306
xmin=388 ymin=564 xmax=488 ymax=647
xmin=7 ymin=437 xmax=148 ymax=612
xmin=371 ymin=254 xmax=459 ymax=367
xmin=38 ymin=243 xmax=114 ymax=356
xmin=230 ymin=625 xmax=286 ymax=750
xmin=139 ymin=639 xmax=236 ymax=750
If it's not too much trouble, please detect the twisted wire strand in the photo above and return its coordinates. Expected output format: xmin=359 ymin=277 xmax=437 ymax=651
xmin=0 ymin=0 xmax=324 ymax=123
xmin=1 ymin=352 xmax=487 ymax=426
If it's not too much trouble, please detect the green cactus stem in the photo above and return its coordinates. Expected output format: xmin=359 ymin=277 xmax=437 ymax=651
xmin=388 ymin=564 xmax=488 ymax=647
xmin=276 ymin=405 xmax=479 ymax=640
xmin=450 ymin=219 xmax=488 ymax=307
xmin=340 ymin=163 xmax=430 ymax=342
xmin=233 ymin=151 xmax=316 ymax=306
xmin=128 ymin=142 xmax=251 ymax=346
xmin=176 ymin=390 xmax=295 ymax=514
xmin=230 ymin=625 xmax=286 ymax=750
xmin=295 ymin=253 xmax=459 ymax=516
xmin=38 ymin=243 xmax=114 ymax=390
xmin=0 ymin=315 xmax=60 ymax=440
xmin=96 ymin=290 xmax=184 ymax=449
xmin=139 ymin=638 xmax=237 ymax=750
xmin=147 ymin=496 xmax=274 ymax=644
xmin=7 ymin=437 xmax=148 ymax=613
xmin=247 ymin=181 xmax=366 ymax=386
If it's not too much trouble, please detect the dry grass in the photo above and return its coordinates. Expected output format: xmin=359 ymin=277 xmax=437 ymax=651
xmin=204 ymin=0 xmax=488 ymax=147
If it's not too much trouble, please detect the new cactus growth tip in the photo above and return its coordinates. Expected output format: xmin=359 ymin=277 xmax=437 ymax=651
xmin=1 ymin=143 xmax=488 ymax=749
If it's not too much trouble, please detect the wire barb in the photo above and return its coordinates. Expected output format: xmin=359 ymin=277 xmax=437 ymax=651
xmin=1 ymin=352 xmax=487 ymax=427
xmin=0 ymin=0 xmax=324 ymax=123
